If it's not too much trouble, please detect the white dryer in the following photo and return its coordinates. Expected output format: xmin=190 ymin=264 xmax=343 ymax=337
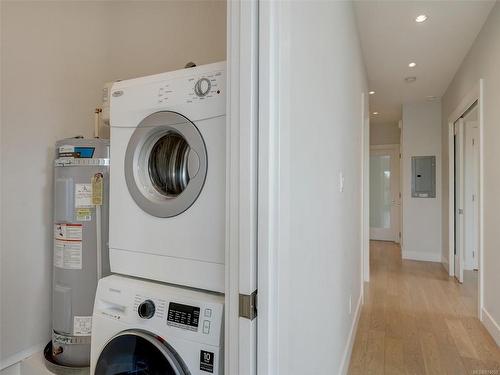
xmin=91 ymin=275 xmax=224 ymax=375
xmin=109 ymin=62 xmax=226 ymax=292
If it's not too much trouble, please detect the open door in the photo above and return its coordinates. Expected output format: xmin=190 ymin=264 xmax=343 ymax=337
xmin=226 ymin=1 xmax=258 ymax=374
xmin=454 ymin=118 xmax=465 ymax=283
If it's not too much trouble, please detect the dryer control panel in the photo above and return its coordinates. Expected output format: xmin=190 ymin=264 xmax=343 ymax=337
xmin=155 ymin=70 xmax=224 ymax=106
xmin=110 ymin=61 xmax=226 ymax=127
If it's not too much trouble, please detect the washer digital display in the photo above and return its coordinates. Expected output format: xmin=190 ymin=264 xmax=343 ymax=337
xmin=167 ymin=302 xmax=200 ymax=329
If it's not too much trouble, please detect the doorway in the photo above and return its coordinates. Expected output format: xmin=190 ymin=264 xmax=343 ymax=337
xmin=453 ymin=102 xmax=480 ymax=284
xmin=369 ymin=145 xmax=401 ymax=242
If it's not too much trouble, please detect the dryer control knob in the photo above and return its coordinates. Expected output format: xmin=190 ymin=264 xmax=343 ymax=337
xmin=194 ymin=78 xmax=211 ymax=97
xmin=138 ymin=300 xmax=156 ymax=319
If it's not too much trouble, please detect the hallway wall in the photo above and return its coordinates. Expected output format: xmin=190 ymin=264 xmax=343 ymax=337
xmin=401 ymin=101 xmax=442 ymax=262
xmin=441 ymin=2 xmax=500 ymax=345
xmin=270 ymin=2 xmax=367 ymax=373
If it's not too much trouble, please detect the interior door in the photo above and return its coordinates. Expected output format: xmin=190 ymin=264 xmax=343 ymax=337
xmin=464 ymin=120 xmax=479 ymax=270
xmin=370 ymin=146 xmax=400 ymax=241
xmin=454 ymin=118 xmax=465 ymax=283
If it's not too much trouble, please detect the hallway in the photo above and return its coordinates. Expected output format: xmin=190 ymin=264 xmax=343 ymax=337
xmin=348 ymin=241 xmax=500 ymax=375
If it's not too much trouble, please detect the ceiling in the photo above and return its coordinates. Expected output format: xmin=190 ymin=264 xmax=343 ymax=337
xmin=354 ymin=0 xmax=495 ymax=126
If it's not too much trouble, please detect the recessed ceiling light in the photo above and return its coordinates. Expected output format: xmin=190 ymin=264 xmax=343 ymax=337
xmin=373 ymin=112 xmax=379 ymax=115
xmin=409 ymin=62 xmax=417 ymax=68
xmin=405 ymin=76 xmax=417 ymax=83
xmin=415 ymin=14 xmax=428 ymax=23
xmin=369 ymin=91 xmax=375 ymax=95
xmin=426 ymin=96 xmax=438 ymax=101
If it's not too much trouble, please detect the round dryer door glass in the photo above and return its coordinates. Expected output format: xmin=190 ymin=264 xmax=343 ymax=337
xmin=94 ymin=331 xmax=188 ymax=375
xmin=125 ymin=111 xmax=207 ymax=218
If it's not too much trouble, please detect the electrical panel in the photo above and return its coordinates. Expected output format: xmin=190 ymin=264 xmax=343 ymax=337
xmin=411 ymin=156 xmax=436 ymax=198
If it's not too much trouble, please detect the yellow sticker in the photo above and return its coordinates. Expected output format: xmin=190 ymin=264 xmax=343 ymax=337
xmin=92 ymin=173 xmax=104 ymax=206
xmin=76 ymin=208 xmax=92 ymax=221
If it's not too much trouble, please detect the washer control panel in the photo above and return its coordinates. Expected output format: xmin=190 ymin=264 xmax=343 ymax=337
xmin=96 ymin=276 xmax=224 ymax=346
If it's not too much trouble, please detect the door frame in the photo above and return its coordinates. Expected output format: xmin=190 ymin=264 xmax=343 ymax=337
xmin=226 ymin=1 xmax=259 ymax=374
xmin=369 ymin=144 xmax=401 ymax=242
xmin=447 ymin=79 xmax=484 ymax=319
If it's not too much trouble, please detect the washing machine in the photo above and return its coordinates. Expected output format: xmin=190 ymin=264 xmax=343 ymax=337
xmin=91 ymin=275 xmax=224 ymax=374
xmin=109 ymin=62 xmax=226 ymax=292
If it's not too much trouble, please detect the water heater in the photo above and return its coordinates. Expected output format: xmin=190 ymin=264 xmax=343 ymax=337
xmin=52 ymin=137 xmax=110 ymax=367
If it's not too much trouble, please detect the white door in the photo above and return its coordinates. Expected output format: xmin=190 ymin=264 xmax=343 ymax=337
xmin=454 ymin=118 xmax=465 ymax=283
xmin=370 ymin=146 xmax=400 ymax=241
xmin=464 ymin=120 xmax=479 ymax=270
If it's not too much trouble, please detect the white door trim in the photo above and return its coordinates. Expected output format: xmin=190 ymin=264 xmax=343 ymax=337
xmin=226 ymin=1 xmax=259 ymax=373
xmin=362 ymin=94 xmax=370 ymax=283
xmin=447 ymin=79 xmax=484 ymax=320
xmin=257 ymin=1 xmax=281 ymax=374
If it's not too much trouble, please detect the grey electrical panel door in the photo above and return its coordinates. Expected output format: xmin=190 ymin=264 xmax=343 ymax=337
xmin=411 ymin=156 xmax=436 ymax=198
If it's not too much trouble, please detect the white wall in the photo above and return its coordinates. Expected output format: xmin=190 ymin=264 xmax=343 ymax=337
xmin=370 ymin=122 xmax=400 ymax=145
xmin=271 ymin=2 xmax=367 ymax=373
xmin=0 ymin=1 xmax=226 ymax=368
xmin=401 ymin=101 xmax=442 ymax=262
xmin=441 ymin=2 xmax=500 ymax=345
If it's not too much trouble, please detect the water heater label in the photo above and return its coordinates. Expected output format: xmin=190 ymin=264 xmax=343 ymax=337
xmin=76 ymin=208 xmax=92 ymax=221
xmin=54 ymin=224 xmax=83 ymax=241
xmin=54 ymin=240 xmax=82 ymax=269
xmin=54 ymin=224 xmax=83 ymax=269
xmin=75 ymin=184 xmax=93 ymax=208
xmin=91 ymin=173 xmax=104 ymax=206
xmin=73 ymin=316 xmax=92 ymax=336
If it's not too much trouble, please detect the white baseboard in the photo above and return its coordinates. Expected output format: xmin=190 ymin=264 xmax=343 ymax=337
xmin=339 ymin=293 xmax=363 ymax=375
xmin=0 ymin=342 xmax=46 ymax=371
xmin=481 ymin=308 xmax=500 ymax=347
xmin=402 ymin=250 xmax=441 ymax=262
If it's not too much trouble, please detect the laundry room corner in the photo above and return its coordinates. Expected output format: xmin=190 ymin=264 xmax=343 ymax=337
xmin=0 ymin=1 xmax=226 ymax=373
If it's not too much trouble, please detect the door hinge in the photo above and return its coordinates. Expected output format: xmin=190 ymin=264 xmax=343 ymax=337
xmin=399 ymin=232 xmax=401 ymax=239
xmin=399 ymin=192 xmax=401 ymax=199
xmin=472 ymin=138 xmax=475 ymax=146
xmin=458 ymin=208 xmax=464 ymax=215
xmin=239 ymin=290 xmax=257 ymax=320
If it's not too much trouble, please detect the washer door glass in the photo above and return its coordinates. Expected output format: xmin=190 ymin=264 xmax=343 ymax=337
xmin=125 ymin=111 xmax=207 ymax=218
xmin=94 ymin=331 xmax=188 ymax=375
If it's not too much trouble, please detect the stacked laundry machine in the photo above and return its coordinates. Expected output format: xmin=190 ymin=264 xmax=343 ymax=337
xmin=91 ymin=62 xmax=226 ymax=375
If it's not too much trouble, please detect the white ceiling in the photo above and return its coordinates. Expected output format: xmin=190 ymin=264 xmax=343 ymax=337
xmin=354 ymin=0 xmax=495 ymax=126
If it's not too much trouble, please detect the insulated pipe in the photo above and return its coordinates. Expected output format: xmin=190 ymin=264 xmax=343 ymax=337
xmin=94 ymin=107 xmax=103 ymax=280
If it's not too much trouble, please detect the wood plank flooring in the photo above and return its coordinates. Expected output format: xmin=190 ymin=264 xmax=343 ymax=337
xmin=348 ymin=241 xmax=500 ymax=375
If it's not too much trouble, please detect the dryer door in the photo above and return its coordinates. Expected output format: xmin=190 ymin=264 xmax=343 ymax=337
xmin=94 ymin=330 xmax=188 ymax=375
xmin=125 ymin=111 xmax=207 ymax=218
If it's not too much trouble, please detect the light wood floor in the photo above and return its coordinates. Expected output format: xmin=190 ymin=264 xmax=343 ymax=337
xmin=348 ymin=241 xmax=500 ymax=375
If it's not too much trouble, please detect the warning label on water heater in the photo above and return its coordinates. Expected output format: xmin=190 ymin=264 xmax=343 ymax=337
xmin=75 ymin=183 xmax=93 ymax=208
xmin=73 ymin=316 xmax=92 ymax=336
xmin=54 ymin=224 xmax=83 ymax=269
xmin=54 ymin=223 xmax=82 ymax=241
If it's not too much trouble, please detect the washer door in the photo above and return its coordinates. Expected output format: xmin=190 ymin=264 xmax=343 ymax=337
xmin=94 ymin=330 xmax=189 ymax=375
xmin=125 ymin=111 xmax=207 ymax=218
